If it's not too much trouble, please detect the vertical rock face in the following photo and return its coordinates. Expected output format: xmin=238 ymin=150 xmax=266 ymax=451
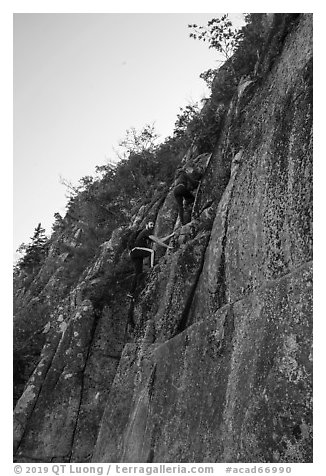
xmin=14 ymin=14 xmax=312 ymax=463
xmin=94 ymin=264 xmax=312 ymax=463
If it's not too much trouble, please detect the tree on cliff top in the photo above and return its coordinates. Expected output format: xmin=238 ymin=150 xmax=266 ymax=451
xmin=16 ymin=223 xmax=48 ymax=275
xmin=189 ymin=14 xmax=266 ymax=91
xmin=115 ymin=123 xmax=160 ymax=159
xmin=189 ymin=14 xmax=242 ymax=81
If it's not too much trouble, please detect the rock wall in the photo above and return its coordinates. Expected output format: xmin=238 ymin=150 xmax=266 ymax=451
xmin=13 ymin=14 xmax=313 ymax=463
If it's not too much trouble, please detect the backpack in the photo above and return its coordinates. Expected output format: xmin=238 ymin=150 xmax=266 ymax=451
xmin=175 ymin=168 xmax=203 ymax=191
xmin=175 ymin=170 xmax=188 ymax=188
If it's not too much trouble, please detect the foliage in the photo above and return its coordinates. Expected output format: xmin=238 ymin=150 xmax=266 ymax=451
xmin=111 ymin=124 xmax=182 ymax=198
xmin=174 ymin=103 xmax=201 ymax=138
xmin=172 ymin=98 xmax=226 ymax=153
xmin=51 ymin=212 xmax=65 ymax=233
xmin=16 ymin=223 xmax=48 ymax=275
xmin=189 ymin=15 xmax=240 ymax=57
xmin=116 ymin=123 xmax=160 ymax=158
xmin=189 ymin=15 xmax=242 ymax=80
xmin=189 ymin=14 xmax=267 ymax=98
xmin=199 ymin=68 xmax=218 ymax=89
xmin=229 ymin=14 xmax=266 ymax=78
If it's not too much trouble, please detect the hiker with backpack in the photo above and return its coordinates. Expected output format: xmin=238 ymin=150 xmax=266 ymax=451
xmin=128 ymin=221 xmax=173 ymax=297
xmin=173 ymin=166 xmax=202 ymax=225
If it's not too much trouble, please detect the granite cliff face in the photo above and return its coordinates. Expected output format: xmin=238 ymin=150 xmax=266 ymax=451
xmin=13 ymin=14 xmax=313 ymax=463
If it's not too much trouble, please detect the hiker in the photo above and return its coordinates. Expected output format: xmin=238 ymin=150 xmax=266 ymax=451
xmin=128 ymin=221 xmax=173 ymax=297
xmin=173 ymin=167 xmax=202 ymax=225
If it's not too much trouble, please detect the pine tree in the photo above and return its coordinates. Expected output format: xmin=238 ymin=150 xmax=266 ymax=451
xmin=52 ymin=212 xmax=65 ymax=233
xmin=19 ymin=223 xmax=48 ymax=274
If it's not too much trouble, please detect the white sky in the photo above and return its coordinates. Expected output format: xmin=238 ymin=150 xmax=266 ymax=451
xmin=13 ymin=12 xmax=245 ymax=255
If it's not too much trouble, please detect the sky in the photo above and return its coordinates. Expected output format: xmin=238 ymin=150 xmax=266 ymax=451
xmin=13 ymin=11 xmax=246 ymax=257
